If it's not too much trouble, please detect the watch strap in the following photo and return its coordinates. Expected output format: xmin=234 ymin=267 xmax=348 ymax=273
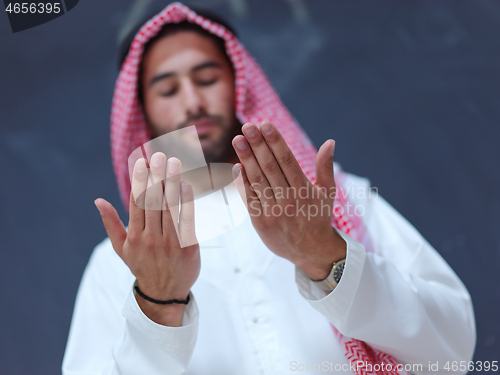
xmin=312 ymin=259 xmax=346 ymax=291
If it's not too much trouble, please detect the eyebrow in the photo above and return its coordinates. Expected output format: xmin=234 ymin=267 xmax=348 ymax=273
xmin=149 ymin=61 xmax=223 ymax=88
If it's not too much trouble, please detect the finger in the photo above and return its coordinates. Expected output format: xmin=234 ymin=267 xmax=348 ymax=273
xmin=242 ymin=123 xmax=289 ymax=195
xmin=258 ymin=121 xmax=308 ymax=188
xmin=232 ymin=163 xmax=261 ymax=216
xmin=163 ymin=157 xmax=181 ymax=236
xmin=178 ymin=181 xmax=197 ymax=248
xmin=232 ymin=134 xmax=275 ymax=204
xmin=130 ymin=158 xmax=148 ymax=230
xmin=95 ymin=198 xmax=127 ymax=258
xmin=144 ymin=152 xmax=166 ymax=234
xmin=315 ymin=140 xmax=336 ymax=196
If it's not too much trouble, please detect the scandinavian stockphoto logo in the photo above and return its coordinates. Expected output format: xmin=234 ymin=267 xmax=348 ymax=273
xmin=128 ymin=125 xmax=248 ymax=247
xmin=3 ymin=0 xmax=79 ymax=33
xmin=127 ymin=126 xmax=376 ymax=247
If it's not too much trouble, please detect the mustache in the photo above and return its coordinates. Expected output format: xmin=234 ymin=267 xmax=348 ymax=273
xmin=177 ymin=114 xmax=225 ymax=131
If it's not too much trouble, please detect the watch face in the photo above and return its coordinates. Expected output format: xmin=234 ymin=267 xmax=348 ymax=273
xmin=333 ymin=261 xmax=345 ymax=284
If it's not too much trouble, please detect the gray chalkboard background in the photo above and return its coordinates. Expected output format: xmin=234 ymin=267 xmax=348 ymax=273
xmin=0 ymin=1 xmax=499 ymax=374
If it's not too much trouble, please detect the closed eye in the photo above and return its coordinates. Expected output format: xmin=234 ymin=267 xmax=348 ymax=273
xmin=160 ymin=87 xmax=177 ymax=97
xmin=197 ymin=78 xmax=217 ymax=86
xmin=160 ymin=85 xmax=179 ymax=96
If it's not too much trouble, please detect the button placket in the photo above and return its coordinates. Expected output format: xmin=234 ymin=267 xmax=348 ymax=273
xmin=227 ymin=221 xmax=288 ymax=373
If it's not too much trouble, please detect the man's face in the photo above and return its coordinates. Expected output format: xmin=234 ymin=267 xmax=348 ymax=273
xmin=140 ymin=30 xmax=239 ymax=163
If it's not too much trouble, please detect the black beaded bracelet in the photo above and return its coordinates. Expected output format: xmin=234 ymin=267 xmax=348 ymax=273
xmin=134 ymin=286 xmax=190 ymax=305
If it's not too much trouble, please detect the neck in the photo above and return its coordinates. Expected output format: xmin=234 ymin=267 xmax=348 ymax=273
xmin=187 ymin=150 xmax=240 ymax=198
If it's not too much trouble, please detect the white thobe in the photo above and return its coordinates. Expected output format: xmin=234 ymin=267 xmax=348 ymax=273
xmin=62 ymin=166 xmax=476 ymax=375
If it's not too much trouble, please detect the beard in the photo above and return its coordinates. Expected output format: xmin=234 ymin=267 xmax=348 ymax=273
xmin=198 ymin=115 xmax=241 ymax=164
xmin=146 ymin=113 xmax=242 ymax=165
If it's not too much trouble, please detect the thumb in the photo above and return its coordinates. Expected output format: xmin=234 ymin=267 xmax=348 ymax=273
xmin=94 ymin=198 xmax=127 ymax=257
xmin=314 ymin=139 xmax=336 ymax=193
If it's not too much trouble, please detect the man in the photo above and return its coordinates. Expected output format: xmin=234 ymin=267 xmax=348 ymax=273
xmin=62 ymin=3 xmax=476 ymax=374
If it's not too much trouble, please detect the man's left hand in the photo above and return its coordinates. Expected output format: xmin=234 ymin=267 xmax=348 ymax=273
xmin=232 ymin=121 xmax=346 ymax=281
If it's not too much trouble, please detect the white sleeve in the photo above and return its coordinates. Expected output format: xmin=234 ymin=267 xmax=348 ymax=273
xmin=295 ymin=190 xmax=476 ymax=375
xmin=62 ymin=240 xmax=199 ymax=375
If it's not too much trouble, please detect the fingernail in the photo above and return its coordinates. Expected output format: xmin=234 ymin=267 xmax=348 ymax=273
xmin=329 ymin=141 xmax=336 ymax=158
xmin=232 ymin=164 xmax=241 ymax=178
xmin=94 ymin=200 xmax=103 ymax=217
xmin=260 ymin=122 xmax=273 ymax=136
xmin=243 ymin=124 xmax=257 ymax=137
xmin=181 ymin=181 xmax=190 ymax=192
xmin=137 ymin=159 xmax=146 ymax=174
xmin=168 ymin=158 xmax=180 ymax=173
xmin=235 ymin=138 xmax=247 ymax=150
xmin=151 ymin=153 xmax=165 ymax=168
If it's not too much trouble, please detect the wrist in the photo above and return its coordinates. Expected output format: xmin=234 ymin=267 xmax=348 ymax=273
xmin=296 ymin=227 xmax=346 ymax=281
xmin=133 ymin=280 xmax=189 ymax=327
xmin=298 ymin=261 xmax=334 ymax=281
xmin=135 ymin=291 xmax=187 ymax=326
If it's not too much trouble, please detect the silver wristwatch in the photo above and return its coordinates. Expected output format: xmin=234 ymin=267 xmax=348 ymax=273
xmin=312 ymin=259 xmax=346 ymax=291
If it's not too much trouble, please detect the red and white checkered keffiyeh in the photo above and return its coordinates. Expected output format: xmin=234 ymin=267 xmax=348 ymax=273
xmin=110 ymin=3 xmax=406 ymax=374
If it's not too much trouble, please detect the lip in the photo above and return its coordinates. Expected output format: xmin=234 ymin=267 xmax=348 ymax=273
xmin=191 ymin=119 xmax=217 ymax=136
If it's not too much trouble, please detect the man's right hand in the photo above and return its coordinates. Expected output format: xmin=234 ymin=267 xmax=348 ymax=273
xmin=94 ymin=153 xmax=200 ymax=327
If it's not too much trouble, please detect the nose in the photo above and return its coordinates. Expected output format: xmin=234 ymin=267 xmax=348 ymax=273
xmin=181 ymin=78 xmax=206 ymax=117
